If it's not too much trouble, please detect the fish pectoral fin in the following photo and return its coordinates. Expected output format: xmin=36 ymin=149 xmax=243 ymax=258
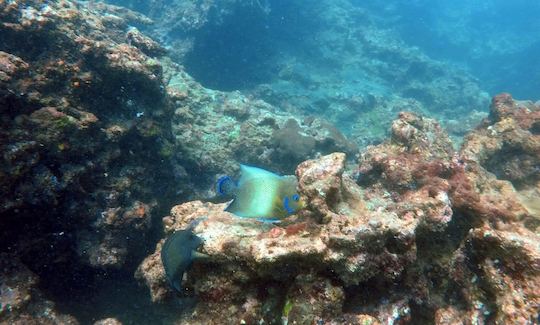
xmin=192 ymin=251 xmax=210 ymax=261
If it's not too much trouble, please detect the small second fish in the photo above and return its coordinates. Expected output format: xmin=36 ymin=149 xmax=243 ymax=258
xmin=161 ymin=228 xmax=207 ymax=292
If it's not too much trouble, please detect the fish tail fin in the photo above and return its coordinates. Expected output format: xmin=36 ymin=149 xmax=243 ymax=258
xmin=172 ymin=279 xmax=182 ymax=292
xmin=192 ymin=251 xmax=210 ymax=260
xmin=216 ymin=175 xmax=236 ymax=196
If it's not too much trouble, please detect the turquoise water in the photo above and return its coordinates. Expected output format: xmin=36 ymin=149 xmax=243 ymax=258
xmin=357 ymin=0 xmax=540 ymax=100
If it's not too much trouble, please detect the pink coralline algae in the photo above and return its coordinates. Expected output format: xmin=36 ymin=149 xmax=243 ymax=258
xmin=136 ymin=94 xmax=539 ymax=324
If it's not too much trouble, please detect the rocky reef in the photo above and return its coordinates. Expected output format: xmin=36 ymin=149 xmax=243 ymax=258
xmin=0 ymin=0 xmax=178 ymax=274
xmin=137 ymin=94 xmax=539 ymax=324
xmin=0 ymin=0 xmax=357 ymax=322
xmin=165 ymin=60 xmax=358 ymax=182
xmin=1 ymin=0 xmax=538 ymax=324
xmin=107 ymin=0 xmax=490 ymax=146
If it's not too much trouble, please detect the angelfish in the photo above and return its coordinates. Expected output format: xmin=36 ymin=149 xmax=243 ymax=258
xmin=216 ymin=164 xmax=304 ymax=220
xmin=160 ymin=228 xmax=207 ymax=292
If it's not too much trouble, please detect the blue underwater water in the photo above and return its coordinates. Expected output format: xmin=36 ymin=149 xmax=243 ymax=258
xmin=356 ymin=0 xmax=540 ymax=100
xmin=105 ymin=0 xmax=540 ymax=115
xmin=174 ymin=0 xmax=540 ymax=100
xmin=2 ymin=0 xmax=540 ymax=324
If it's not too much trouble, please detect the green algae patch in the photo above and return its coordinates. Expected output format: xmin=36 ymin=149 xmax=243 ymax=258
xmin=282 ymin=298 xmax=293 ymax=318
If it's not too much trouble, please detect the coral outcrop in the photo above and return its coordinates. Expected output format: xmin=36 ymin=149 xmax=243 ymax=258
xmin=461 ymin=93 xmax=540 ymax=190
xmin=137 ymin=94 xmax=539 ymax=323
xmin=1 ymin=0 xmax=538 ymax=323
xmin=0 ymin=1 xmax=359 ymax=322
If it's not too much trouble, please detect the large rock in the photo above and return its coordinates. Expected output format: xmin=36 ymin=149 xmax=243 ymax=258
xmin=165 ymin=60 xmax=358 ymax=187
xmin=137 ymin=98 xmax=539 ymax=323
xmin=0 ymin=0 xmax=186 ymax=276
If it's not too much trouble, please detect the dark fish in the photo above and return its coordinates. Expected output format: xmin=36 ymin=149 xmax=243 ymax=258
xmin=161 ymin=229 xmax=206 ymax=292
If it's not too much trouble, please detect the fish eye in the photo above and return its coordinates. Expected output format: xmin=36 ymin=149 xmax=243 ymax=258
xmin=292 ymin=194 xmax=300 ymax=201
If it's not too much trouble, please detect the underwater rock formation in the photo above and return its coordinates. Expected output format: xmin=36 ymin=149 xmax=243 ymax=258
xmin=164 ymin=59 xmax=358 ymax=186
xmin=0 ymin=253 xmax=78 ymax=324
xmin=461 ymin=93 xmax=540 ymax=190
xmin=248 ymin=0 xmax=490 ymax=144
xmin=1 ymin=0 xmax=538 ymax=324
xmin=137 ymin=95 xmax=539 ymax=323
xmin=445 ymin=94 xmax=540 ymax=324
xmin=0 ymin=0 xmax=179 ymax=293
xmin=0 ymin=1 xmax=359 ymax=322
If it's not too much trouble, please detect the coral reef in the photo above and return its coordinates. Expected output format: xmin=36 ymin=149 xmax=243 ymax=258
xmin=137 ymin=94 xmax=539 ymax=323
xmin=461 ymin=93 xmax=540 ymax=190
xmin=247 ymin=0 xmax=490 ymax=144
xmin=0 ymin=0 xmax=180 ymax=274
xmin=0 ymin=0 xmax=358 ymax=322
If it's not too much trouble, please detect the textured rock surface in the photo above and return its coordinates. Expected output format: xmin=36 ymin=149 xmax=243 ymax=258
xmin=0 ymin=0 xmax=354 ymax=275
xmin=0 ymin=254 xmax=78 ymax=324
xmin=163 ymin=58 xmax=358 ymax=189
xmin=1 ymin=0 xmax=538 ymax=324
xmin=0 ymin=1 xmax=359 ymax=322
xmin=138 ymin=98 xmax=539 ymax=323
xmin=446 ymin=94 xmax=540 ymax=324
xmin=461 ymin=93 xmax=540 ymax=190
xmin=0 ymin=0 xmax=178 ymax=273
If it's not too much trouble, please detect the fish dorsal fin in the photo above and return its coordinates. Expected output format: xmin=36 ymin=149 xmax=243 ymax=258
xmin=238 ymin=164 xmax=281 ymax=185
